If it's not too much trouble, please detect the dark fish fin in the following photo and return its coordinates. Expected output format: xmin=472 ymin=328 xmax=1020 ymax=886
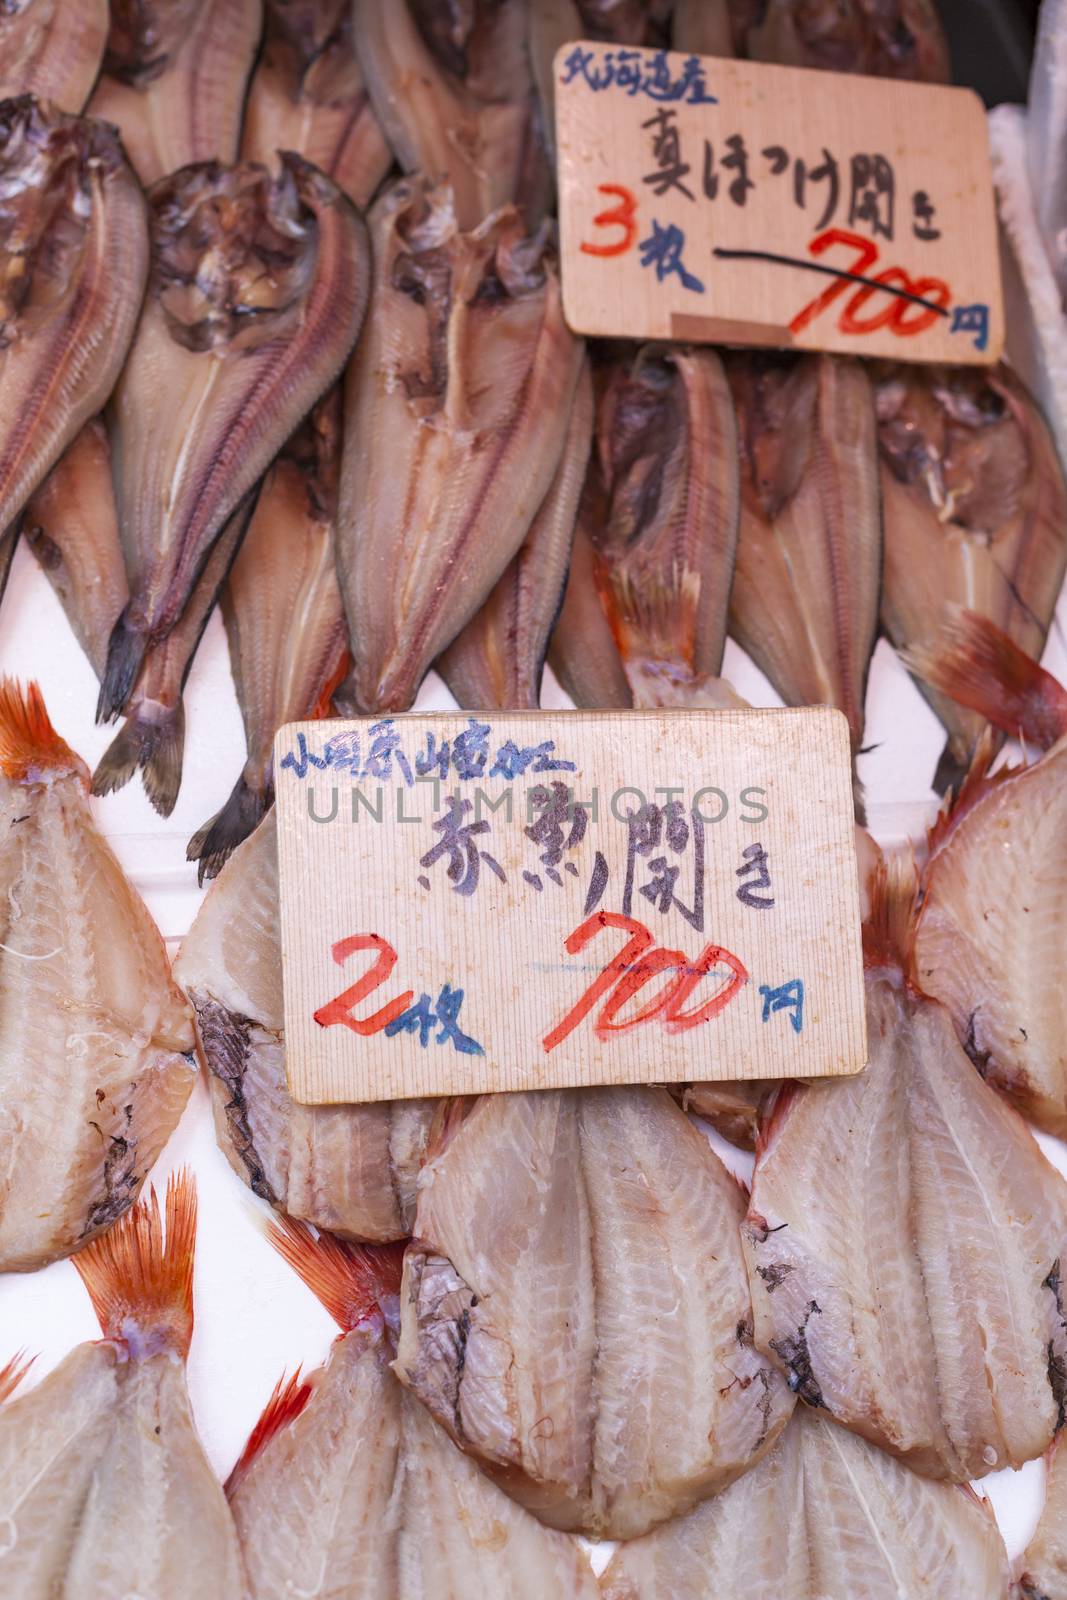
xmin=0 ymin=518 xmax=19 ymax=606
xmin=189 ymin=992 xmax=279 ymax=1206
xmin=98 ymin=608 xmax=148 ymax=723
xmin=187 ymin=773 xmax=272 ymax=886
xmin=932 ymin=738 xmax=971 ymax=799
xmin=92 ymin=701 xmax=186 ymax=819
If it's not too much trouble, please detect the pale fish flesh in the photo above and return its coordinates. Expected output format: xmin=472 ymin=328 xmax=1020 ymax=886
xmin=1027 ymin=0 xmax=1067 ymax=310
xmin=1018 ymin=1434 xmax=1067 ymax=1600
xmin=0 ymin=0 xmax=108 ymax=111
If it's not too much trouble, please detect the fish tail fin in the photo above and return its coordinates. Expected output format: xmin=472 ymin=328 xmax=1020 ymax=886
xmin=604 ymin=564 xmax=704 ymax=677
xmin=861 ymin=850 xmax=920 ymax=975
xmin=263 ymin=1214 xmax=405 ymax=1335
xmin=92 ymin=701 xmax=186 ymax=818
xmin=187 ymin=773 xmax=271 ymax=885
xmin=310 ymin=647 xmax=352 ymax=721
xmin=903 ymin=607 xmax=1067 ymax=753
xmin=0 ymin=1350 xmax=34 ymax=1402
xmin=0 ymin=679 xmax=88 ymax=785
xmin=224 ymin=1369 xmax=313 ymax=1496
xmin=73 ymin=1169 xmax=197 ymax=1360
xmin=98 ymin=608 xmax=148 ymax=724
xmin=926 ymin=728 xmax=1016 ymax=853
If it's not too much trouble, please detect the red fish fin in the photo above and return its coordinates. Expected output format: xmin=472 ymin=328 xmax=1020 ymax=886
xmin=861 ymin=851 xmax=920 ymax=975
xmin=753 ymin=1080 xmax=802 ymax=1162
xmin=0 ymin=1350 xmax=34 ymax=1402
xmin=925 ymin=728 xmax=1021 ymax=856
xmin=225 ymin=1369 xmax=313 ymax=1496
xmin=73 ymin=1170 xmax=197 ymax=1360
xmin=264 ymin=1215 xmax=405 ymax=1334
xmin=0 ymin=679 xmax=88 ymax=786
xmin=423 ymin=1096 xmax=479 ymax=1163
xmin=312 ymin=645 xmax=351 ymax=721
xmin=903 ymin=607 xmax=1067 ymax=752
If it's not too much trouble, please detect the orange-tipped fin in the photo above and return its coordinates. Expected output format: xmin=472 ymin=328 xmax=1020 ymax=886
xmin=0 ymin=1351 xmax=34 ymax=1402
xmin=862 ymin=852 xmax=921 ymax=976
xmin=0 ymin=679 xmax=89 ymax=786
xmin=225 ymin=1369 xmax=313 ymax=1496
xmin=73 ymin=1170 xmax=197 ymax=1360
xmin=924 ymin=727 xmax=1023 ymax=857
xmin=264 ymin=1215 xmax=405 ymax=1334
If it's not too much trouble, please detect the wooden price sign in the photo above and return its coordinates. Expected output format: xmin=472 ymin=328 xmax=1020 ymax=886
xmin=555 ymin=42 xmax=1002 ymax=364
xmin=274 ymin=707 xmax=866 ymax=1105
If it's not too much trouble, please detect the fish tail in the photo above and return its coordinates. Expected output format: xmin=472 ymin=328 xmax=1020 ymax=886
xmin=263 ymin=1214 xmax=405 ymax=1335
xmin=224 ymin=1369 xmax=313 ymax=1496
xmin=92 ymin=701 xmax=186 ymax=819
xmin=0 ymin=1350 xmax=34 ymax=1402
xmin=187 ymin=773 xmax=272 ymax=885
xmin=73 ymin=1169 xmax=197 ymax=1361
xmin=0 ymin=678 xmax=88 ymax=785
xmin=903 ymin=607 xmax=1067 ymax=753
xmin=861 ymin=850 xmax=921 ymax=975
xmin=97 ymin=608 xmax=148 ymax=724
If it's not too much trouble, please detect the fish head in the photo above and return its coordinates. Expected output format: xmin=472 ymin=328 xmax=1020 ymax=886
xmin=102 ymin=0 xmax=198 ymax=85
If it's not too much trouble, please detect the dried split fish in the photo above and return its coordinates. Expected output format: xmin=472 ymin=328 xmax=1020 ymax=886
xmin=548 ymin=513 xmax=633 ymax=710
xmin=735 ymin=0 xmax=950 ymax=80
xmin=1018 ymin=1435 xmax=1067 ymax=1600
xmin=88 ymin=0 xmax=263 ymax=187
xmin=438 ymin=358 xmax=593 ymax=710
xmin=0 ymin=1174 xmax=244 ymax=1596
xmin=0 ymin=0 xmax=108 ymax=111
xmin=0 ymin=682 xmax=196 ymax=1273
xmin=599 ymin=1408 xmax=1010 ymax=1600
xmin=0 ymin=99 xmax=148 ymax=540
xmin=876 ymin=362 xmax=1067 ymax=791
xmin=394 ymin=1087 xmax=793 ymax=1540
xmin=174 ymin=809 xmax=434 ymax=1242
xmin=242 ymin=0 xmax=392 ymax=208
xmin=337 ymin=178 xmax=582 ymax=715
xmin=744 ymin=857 xmax=1067 ymax=1480
xmin=230 ymin=1218 xmax=601 ymax=1599
xmin=100 ymin=156 xmax=369 ymax=727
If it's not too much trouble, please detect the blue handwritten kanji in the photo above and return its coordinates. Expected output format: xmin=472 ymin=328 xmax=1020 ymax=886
xmin=560 ymin=45 xmax=716 ymax=106
xmin=639 ymin=220 xmax=705 ymax=293
xmin=759 ymin=979 xmax=804 ymax=1034
xmin=420 ymin=796 xmax=505 ymax=897
xmin=279 ymin=730 xmax=328 ymax=779
xmin=490 ymin=738 xmax=578 ymax=779
xmin=949 ymin=303 xmax=990 ymax=353
xmin=384 ymin=983 xmax=484 ymax=1056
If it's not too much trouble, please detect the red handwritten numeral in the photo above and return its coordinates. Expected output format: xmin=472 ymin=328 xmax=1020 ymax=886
xmin=789 ymin=229 xmax=879 ymax=336
xmin=580 ymin=183 xmax=638 ymax=258
xmin=790 ymin=228 xmax=951 ymax=341
xmin=314 ymin=934 xmax=413 ymax=1035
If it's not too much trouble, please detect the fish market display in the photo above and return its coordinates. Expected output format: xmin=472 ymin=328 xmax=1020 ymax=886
xmin=744 ymin=858 xmax=1067 ymax=1480
xmin=876 ymin=361 xmax=1067 ymax=790
xmin=0 ymin=681 xmax=196 ymax=1273
xmin=174 ymin=809 xmax=435 ymax=1241
xmin=100 ymin=156 xmax=369 ymax=727
xmin=88 ymin=0 xmax=263 ymax=187
xmin=0 ymin=98 xmax=148 ymax=542
xmin=1018 ymin=1435 xmax=1067 ymax=1600
xmin=599 ymin=1408 xmax=1010 ymax=1600
xmin=394 ymin=1087 xmax=793 ymax=1540
xmin=241 ymin=0 xmax=392 ymax=207
xmin=0 ymin=1174 xmax=244 ymax=1596
xmin=231 ymin=1217 xmax=601 ymax=1599
xmin=354 ymin=0 xmax=548 ymax=230
xmin=728 ymin=0 xmax=950 ymax=79
xmin=548 ymin=515 xmax=633 ymax=709
xmin=727 ymin=352 xmax=880 ymax=761
xmin=189 ymin=394 xmax=348 ymax=877
xmin=337 ymin=177 xmax=582 ymax=715
xmin=438 ymin=359 xmax=593 ymax=710
xmin=0 ymin=0 xmax=108 ymax=110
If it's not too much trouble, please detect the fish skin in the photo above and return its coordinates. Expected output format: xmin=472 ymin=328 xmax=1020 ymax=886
xmin=1027 ymin=0 xmax=1067 ymax=310
xmin=394 ymin=1086 xmax=793 ymax=1540
xmin=599 ymin=1407 xmax=1010 ymax=1600
xmin=672 ymin=0 xmax=735 ymax=54
xmin=438 ymin=357 xmax=593 ymax=710
xmin=0 ymin=682 xmax=196 ymax=1274
xmin=875 ymin=361 xmax=1067 ymax=791
xmin=727 ymin=351 xmax=881 ymax=758
xmin=738 ymin=0 xmax=950 ymax=79
xmin=100 ymin=155 xmax=370 ymax=726
xmin=548 ymin=513 xmax=634 ymax=710
xmin=0 ymin=0 xmax=109 ymax=111
xmin=173 ymin=810 xmax=435 ymax=1242
xmin=0 ymin=99 xmax=148 ymax=543
xmin=1018 ymin=1435 xmax=1067 ymax=1600
xmin=241 ymin=0 xmax=392 ymax=208
xmin=88 ymin=0 xmax=263 ymax=187
xmin=336 ymin=178 xmax=583 ymax=715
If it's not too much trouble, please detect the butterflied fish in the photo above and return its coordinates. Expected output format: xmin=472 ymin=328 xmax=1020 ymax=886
xmin=744 ymin=855 xmax=1067 ymax=1480
xmin=0 ymin=1173 xmax=244 ymax=1596
xmin=437 ymin=358 xmax=593 ymax=710
xmin=173 ymin=809 xmax=435 ymax=1242
xmin=353 ymin=0 xmax=549 ymax=229
xmin=548 ymin=513 xmax=633 ymax=709
xmin=738 ymin=0 xmax=950 ymax=79
xmin=906 ymin=609 xmax=1067 ymax=1138
xmin=394 ymin=1087 xmax=793 ymax=1540
xmin=0 ymin=0 xmax=108 ymax=111
xmin=189 ymin=392 xmax=348 ymax=879
xmin=599 ymin=1407 xmax=1009 ymax=1600
xmin=88 ymin=0 xmax=263 ymax=187
xmin=1018 ymin=1435 xmax=1067 ymax=1600
xmin=875 ymin=361 xmax=1067 ymax=792
xmin=0 ymin=99 xmax=148 ymax=541
xmin=0 ymin=682 xmax=196 ymax=1273
xmin=100 ymin=156 xmax=369 ymax=726
xmin=336 ymin=178 xmax=582 ymax=715
xmin=229 ymin=1217 xmax=601 ymax=1599
xmin=241 ymin=0 xmax=392 ymax=208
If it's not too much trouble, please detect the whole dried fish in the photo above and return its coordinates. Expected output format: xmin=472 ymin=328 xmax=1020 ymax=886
xmin=876 ymin=362 xmax=1067 ymax=791
xmin=0 ymin=682 xmax=196 ymax=1273
xmin=353 ymin=0 xmax=549 ymax=229
xmin=744 ymin=857 xmax=1067 ymax=1480
xmin=737 ymin=0 xmax=950 ymax=79
xmin=1019 ymin=1435 xmax=1067 ymax=1600
xmin=0 ymin=99 xmax=148 ymax=542
xmin=438 ymin=358 xmax=593 ymax=709
xmin=0 ymin=0 xmax=108 ymax=111
xmin=728 ymin=352 xmax=881 ymax=760
xmin=336 ymin=178 xmax=582 ymax=715
xmin=600 ymin=1408 xmax=1010 ymax=1600
xmin=100 ymin=156 xmax=369 ymax=727
xmin=241 ymin=0 xmax=392 ymax=208
xmin=174 ymin=809 xmax=435 ymax=1242
xmin=88 ymin=0 xmax=263 ymax=187
xmin=229 ymin=1219 xmax=601 ymax=1599
xmin=394 ymin=1087 xmax=793 ymax=1540
xmin=0 ymin=1174 xmax=244 ymax=1596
